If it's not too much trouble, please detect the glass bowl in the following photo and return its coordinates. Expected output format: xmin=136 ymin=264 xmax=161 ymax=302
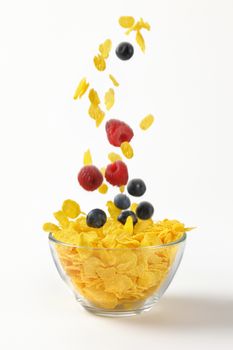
xmin=49 ymin=232 xmax=186 ymax=317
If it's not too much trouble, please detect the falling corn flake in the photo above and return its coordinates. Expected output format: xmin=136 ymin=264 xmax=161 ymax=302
xmin=98 ymin=183 xmax=108 ymax=194
xmin=121 ymin=141 xmax=134 ymax=159
xmin=88 ymin=89 xmax=100 ymax=105
xmin=124 ymin=216 xmax=134 ymax=234
xmin=104 ymin=88 xmax=115 ymax=111
xmin=119 ymin=185 xmax=125 ymax=193
xmin=119 ymin=16 xmax=135 ymax=28
xmin=62 ymin=199 xmax=81 ymax=219
xmin=125 ymin=18 xmax=151 ymax=35
xmin=108 ymin=152 xmax=122 ymax=162
xmin=88 ymin=104 xmax=105 ymax=127
xmin=99 ymin=39 xmax=112 ymax=59
xmin=136 ymin=31 xmax=145 ymax=52
xmin=109 ymin=74 xmax=119 ymax=87
xmin=73 ymin=78 xmax=89 ymax=100
xmin=140 ymin=114 xmax=155 ymax=130
xmin=43 ymin=223 xmax=60 ymax=233
xmin=95 ymin=107 xmax=105 ymax=127
xmin=83 ymin=149 xmax=92 ymax=165
xmin=93 ymin=54 xmax=106 ymax=71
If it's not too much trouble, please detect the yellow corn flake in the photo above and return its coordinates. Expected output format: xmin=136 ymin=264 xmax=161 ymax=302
xmin=108 ymin=152 xmax=122 ymax=162
xmin=124 ymin=216 xmax=134 ymax=235
xmin=104 ymin=88 xmax=115 ymax=111
xmin=83 ymin=149 xmax=92 ymax=165
xmin=136 ymin=31 xmax=145 ymax=52
xmin=43 ymin=222 xmax=60 ymax=233
xmin=125 ymin=18 xmax=151 ymax=34
xmin=109 ymin=74 xmax=119 ymax=87
xmin=140 ymin=114 xmax=154 ymax=130
xmin=119 ymin=16 xmax=135 ymax=28
xmin=88 ymin=89 xmax=100 ymax=105
xmin=130 ymin=203 xmax=138 ymax=212
xmin=138 ymin=18 xmax=151 ymax=31
xmin=95 ymin=107 xmax=105 ymax=127
xmin=62 ymin=199 xmax=81 ymax=219
xmin=119 ymin=185 xmax=125 ymax=193
xmin=88 ymin=104 xmax=105 ymax=127
xmin=99 ymin=39 xmax=112 ymax=59
xmin=73 ymin=78 xmax=89 ymax=100
xmin=53 ymin=211 xmax=69 ymax=228
xmin=106 ymin=201 xmax=121 ymax=219
xmin=120 ymin=141 xmax=134 ymax=159
xmin=93 ymin=54 xmax=106 ymax=71
xmin=98 ymin=183 xmax=108 ymax=194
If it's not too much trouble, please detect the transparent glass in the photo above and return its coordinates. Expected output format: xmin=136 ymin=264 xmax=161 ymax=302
xmin=49 ymin=233 xmax=186 ymax=317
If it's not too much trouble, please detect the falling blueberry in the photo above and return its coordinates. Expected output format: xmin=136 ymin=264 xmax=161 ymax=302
xmin=127 ymin=178 xmax=146 ymax=197
xmin=114 ymin=193 xmax=131 ymax=210
xmin=115 ymin=42 xmax=134 ymax=60
xmin=86 ymin=209 xmax=107 ymax=228
xmin=136 ymin=201 xmax=154 ymax=220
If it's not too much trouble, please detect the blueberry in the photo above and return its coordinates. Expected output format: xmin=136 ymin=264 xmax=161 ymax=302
xmin=115 ymin=42 xmax=134 ymax=60
xmin=136 ymin=202 xmax=154 ymax=220
xmin=86 ymin=209 xmax=107 ymax=228
xmin=118 ymin=210 xmax=138 ymax=225
xmin=127 ymin=178 xmax=146 ymax=197
xmin=114 ymin=194 xmax=131 ymax=210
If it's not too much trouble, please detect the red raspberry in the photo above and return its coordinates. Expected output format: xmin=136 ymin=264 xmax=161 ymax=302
xmin=105 ymin=119 xmax=134 ymax=147
xmin=105 ymin=160 xmax=129 ymax=186
xmin=78 ymin=165 xmax=103 ymax=191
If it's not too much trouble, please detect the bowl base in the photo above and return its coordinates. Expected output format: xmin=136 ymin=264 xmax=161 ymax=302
xmin=81 ymin=303 xmax=155 ymax=317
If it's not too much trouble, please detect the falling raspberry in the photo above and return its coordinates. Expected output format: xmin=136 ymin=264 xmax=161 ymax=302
xmin=105 ymin=160 xmax=129 ymax=186
xmin=78 ymin=165 xmax=103 ymax=191
xmin=105 ymin=119 xmax=134 ymax=147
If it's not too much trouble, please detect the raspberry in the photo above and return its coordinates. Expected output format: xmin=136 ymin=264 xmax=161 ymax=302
xmin=105 ymin=119 xmax=134 ymax=147
xmin=78 ymin=165 xmax=103 ymax=191
xmin=105 ymin=160 xmax=129 ymax=186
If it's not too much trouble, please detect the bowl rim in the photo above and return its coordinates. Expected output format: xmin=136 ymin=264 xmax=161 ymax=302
xmin=48 ymin=232 xmax=187 ymax=250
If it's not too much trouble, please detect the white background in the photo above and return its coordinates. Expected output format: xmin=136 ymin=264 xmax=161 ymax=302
xmin=0 ymin=0 xmax=233 ymax=349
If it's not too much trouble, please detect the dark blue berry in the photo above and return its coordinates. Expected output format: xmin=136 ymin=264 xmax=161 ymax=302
xmin=118 ymin=210 xmax=138 ymax=225
xmin=116 ymin=42 xmax=134 ymax=60
xmin=114 ymin=193 xmax=131 ymax=210
xmin=86 ymin=209 xmax=107 ymax=228
xmin=136 ymin=202 xmax=154 ymax=220
xmin=127 ymin=178 xmax=146 ymax=197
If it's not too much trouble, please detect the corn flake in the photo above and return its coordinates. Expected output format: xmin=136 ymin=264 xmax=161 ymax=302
xmin=62 ymin=199 xmax=81 ymax=219
xmin=119 ymin=16 xmax=135 ymax=28
xmin=73 ymin=78 xmax=89 ymax=100
xmin=83 ymin=149 xmax=92 ymax=165
xmin=136 ymin=31 xmax=145 ymax=52
xmin=98 ymin=183 xmax=108 ymax=194
xmin=99 ymin=39 xmax=112 ymax=59
xmin=88 ymin=89 xmax=100 ymax=105
xmin=53 ymin=211 xmax=69 ymax=228
xmin=120 ymin=141 xmax=134 ymax=159
xmin=43 ymin=222 xmax=60 ymax=233
xmin=93 ymin=54 xmax=106 ymax=71
xmin=109 ymin=74 xmax=119 ymax=87
xmin=140 ymin=114 xmax=154 ymax=130
xmin=104 ymin=88 xmax=115 ymax=111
